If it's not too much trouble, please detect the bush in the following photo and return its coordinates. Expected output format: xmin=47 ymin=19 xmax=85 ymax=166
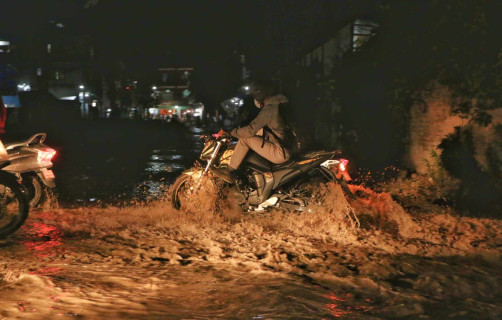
xmin=439 ymin=127 xmax=502 ymax=216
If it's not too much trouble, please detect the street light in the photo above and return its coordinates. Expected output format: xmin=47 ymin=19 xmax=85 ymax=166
xmin=79 ymin=85 xmax=86 ymax=117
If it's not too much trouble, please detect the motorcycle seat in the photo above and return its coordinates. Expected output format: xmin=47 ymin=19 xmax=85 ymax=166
xmin=272 ymin=159 xmax=295 ymax=170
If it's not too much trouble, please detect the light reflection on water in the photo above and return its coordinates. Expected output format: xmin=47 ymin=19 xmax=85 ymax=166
xmin=150 ymin=154 xmax=184 ymax=161
xmin=139 ymin=130 xmax=204 ymax=199
xmin=144 ymin=161 xmax=185 ymax=173
xmin=21 ymin=221 xmax=64 ymax=258
xmin=324 ymin=292 xmax=374 ymax=318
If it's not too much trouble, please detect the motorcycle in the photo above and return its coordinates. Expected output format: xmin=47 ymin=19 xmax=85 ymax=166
xmin=0 ymin=160 xmax=29 ymax=238
xmin=171 ymin=133 xmax=355 ymax=212
xmin=3 ymin=133 xmax=57 ymax=207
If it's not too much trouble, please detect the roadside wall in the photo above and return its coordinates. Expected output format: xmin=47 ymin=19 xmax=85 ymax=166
xmin=408 ymin=82 xmax=502 ymax=174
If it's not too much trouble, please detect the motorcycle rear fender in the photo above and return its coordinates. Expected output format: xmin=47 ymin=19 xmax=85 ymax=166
xmin=4 ymin=150 xmax=53 ymax=174
xmin=3 ymin=161 xmax=53 ymax=175
xmin=36 ymin=171 xmax=56 ymax=188
xmin=321 ymin=159 xmax=352 ymax=181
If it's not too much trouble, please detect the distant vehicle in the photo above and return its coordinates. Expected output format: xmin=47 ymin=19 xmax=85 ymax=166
xmin=0 ymin=160 xmax=29 ymax=238
xmin=171 ymin=132 xmax=355 ymax=212
xmin=4 ymin=133 xmax=57 ymax=207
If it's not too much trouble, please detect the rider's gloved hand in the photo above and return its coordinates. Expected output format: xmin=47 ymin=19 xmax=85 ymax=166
xmin=214 ymin=129 xmax=230 ymax=138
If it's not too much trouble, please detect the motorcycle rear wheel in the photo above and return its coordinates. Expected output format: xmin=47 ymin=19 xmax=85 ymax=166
xmin=320 ymin=168 xmax=356 ymax=200
xmin=170 ymin=174 xmax=194 ymax=210
xmin=21 ymin=174 xmax=46 ymax=207
xmin=338 ymin=178 xmax=356 ymax=200
xmin=0 ymin=177 xmax=30 ymax=238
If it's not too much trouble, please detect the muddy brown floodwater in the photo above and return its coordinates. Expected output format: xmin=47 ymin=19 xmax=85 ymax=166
xmin=1 ymin=181 xmax=502 ymax=320
xmin=0 ymin=210 xmax=376 ymax=320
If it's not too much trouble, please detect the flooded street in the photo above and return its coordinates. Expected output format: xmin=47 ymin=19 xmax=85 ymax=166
xmin=1 ymin=124 xmax=502 ymax=319
xmin=1 ymin=210 xmax=380 ymax=320
xmin=1 ymin=197 xmax=502 ymax=319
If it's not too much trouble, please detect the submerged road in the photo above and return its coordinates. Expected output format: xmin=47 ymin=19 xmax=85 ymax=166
xmin=1 ymin=197 xmax=502 ymax=319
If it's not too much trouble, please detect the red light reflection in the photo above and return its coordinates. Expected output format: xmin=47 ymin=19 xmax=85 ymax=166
xmin=324 ymin=292 xmax=374 ymax=318
xmin=21 ymin=222 xmax=64 ymax=258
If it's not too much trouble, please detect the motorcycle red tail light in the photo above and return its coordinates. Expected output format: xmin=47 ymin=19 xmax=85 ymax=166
xmin=38 ymin=148 xmax=56 ymax=164
xmin=339 ymin=159 xmax=349 ymax=172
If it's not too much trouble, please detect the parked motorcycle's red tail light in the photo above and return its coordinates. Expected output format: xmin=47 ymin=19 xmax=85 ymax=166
xmin=339 ymin=159 xmax=349 ymax=172
xmin=38 ymin=148 xmax=56 ymax=164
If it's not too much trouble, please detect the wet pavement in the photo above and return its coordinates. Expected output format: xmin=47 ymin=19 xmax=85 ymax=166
xmin=133 ymin=127 xmax=205 ymax=201
xmin=49 ymin=124 xmax=205 ymax=206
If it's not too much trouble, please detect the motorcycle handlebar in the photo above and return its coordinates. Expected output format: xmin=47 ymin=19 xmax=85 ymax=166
xmin=200 ymin=132 xmax=231 ymax=140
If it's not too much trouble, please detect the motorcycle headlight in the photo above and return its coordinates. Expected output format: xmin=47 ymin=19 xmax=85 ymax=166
xmin=200 ymin=140 xmax=216 ymax=160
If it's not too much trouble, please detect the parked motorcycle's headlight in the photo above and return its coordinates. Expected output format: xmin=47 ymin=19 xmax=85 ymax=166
xmin=38 ymin=148 xmax=56 ymax=164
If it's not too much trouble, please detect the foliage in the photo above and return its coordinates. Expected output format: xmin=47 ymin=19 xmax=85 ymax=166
xmin=422 ymin=150 xmax=461 ymax=203
xmin=486 ymin=124 xmax=502 ymax=187
xmin=438 ymin=127 xmax=502 ymax=216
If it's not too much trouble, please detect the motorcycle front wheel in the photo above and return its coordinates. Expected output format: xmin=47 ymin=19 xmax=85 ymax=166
xmin=170 ymin=174 xmax=194 ymax=210
xmin=0 ymin=177 xmax=30 ymax=238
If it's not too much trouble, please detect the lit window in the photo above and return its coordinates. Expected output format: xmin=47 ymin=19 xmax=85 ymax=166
xmin=352 ymin=20 xmax=379 ymax=52
xmin=0 ymin=40 xmax=10 ymax=53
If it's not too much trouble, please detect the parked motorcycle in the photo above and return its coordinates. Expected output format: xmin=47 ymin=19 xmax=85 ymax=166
xmin=171 ymin=133 xmax=355 ymax=212
xmin=3 ymin=133 xmax=57 ymax=207
xmin=0 ymin=161 xmax=29 ymax=238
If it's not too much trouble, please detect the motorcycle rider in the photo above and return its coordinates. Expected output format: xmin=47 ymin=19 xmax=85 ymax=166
xmin=212 ymin=79 xmax=291 ymax=183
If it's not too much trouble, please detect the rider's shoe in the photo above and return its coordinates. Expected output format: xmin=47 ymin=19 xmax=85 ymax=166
xmin=210 ymin=166 xmax=236 ymax=184
xmin=210 ymin=166 xmax=244 ymax=191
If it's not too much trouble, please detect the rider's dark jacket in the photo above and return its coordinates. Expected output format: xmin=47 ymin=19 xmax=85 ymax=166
xmin=230 ymin=94 xmax=289 ymax=146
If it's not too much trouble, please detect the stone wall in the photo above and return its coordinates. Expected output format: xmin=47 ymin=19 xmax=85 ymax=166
xmin=408 ymin=82 xmax=502 ymax=175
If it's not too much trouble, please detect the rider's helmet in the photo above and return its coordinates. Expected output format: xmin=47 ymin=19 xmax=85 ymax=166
xmin=250 ymin=79 xmax=278 ymax=104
